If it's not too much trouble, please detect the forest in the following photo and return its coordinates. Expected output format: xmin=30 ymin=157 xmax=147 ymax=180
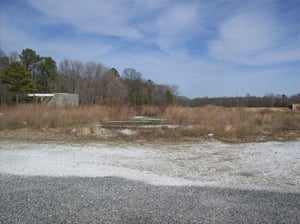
xmin=0 ymin=48 xmax=177 ymax=106
xmin=1 ymin=48 xmax=299 ymax=107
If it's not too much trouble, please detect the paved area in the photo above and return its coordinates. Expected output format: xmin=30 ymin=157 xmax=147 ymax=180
xmin=1 ymin=174 xmax=300 ymax=224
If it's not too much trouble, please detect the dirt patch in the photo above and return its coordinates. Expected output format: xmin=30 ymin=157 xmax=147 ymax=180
xmin=238 ymin=172 xmax=256 ymax=177
xmin=1 ymin=126 xmax=300 ymax=143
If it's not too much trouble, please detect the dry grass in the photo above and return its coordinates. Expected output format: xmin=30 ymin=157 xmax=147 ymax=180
xmin=1 ymin=104 xmax=300 ymax=142
xmin=0 ymin=104 xmax=134 ymax=130
xmin=164 ymin=106 xmax=300 ymax=137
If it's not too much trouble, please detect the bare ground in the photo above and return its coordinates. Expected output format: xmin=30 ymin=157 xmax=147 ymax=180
xmin=1 ymin=125 xmax=300 ymax=143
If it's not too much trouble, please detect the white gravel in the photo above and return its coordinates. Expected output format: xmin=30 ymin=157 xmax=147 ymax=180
xmin=0 ymin=140 xmax=299 ymax=192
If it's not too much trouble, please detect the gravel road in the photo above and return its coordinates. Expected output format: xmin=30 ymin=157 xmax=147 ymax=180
xmin=1 ymin=141 xmax=300 ymax=223
xmin=1 ymin=174 xmax=300 ymax=224
xmin=1 ymin=141 xmax=300 ymax=192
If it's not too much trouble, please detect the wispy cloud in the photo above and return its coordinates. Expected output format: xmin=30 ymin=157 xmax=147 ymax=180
xmin=0 ymin=0 xmax=299 ymax=97
xmin=154 ymin=3 xmax=199 ymax=49
xmin=27 ymin=0 xmax=144 ymax=39
xmin=209 ymin=4 xmax=300 ymax=65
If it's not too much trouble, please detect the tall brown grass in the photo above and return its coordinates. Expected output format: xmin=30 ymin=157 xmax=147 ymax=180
xmin=1 ymin=104 xmax=299 ymax=140
xmin=0 ymin=104 xmax=134 ymax=130
xmin=164 ymin=106 xmax=300 ymax=138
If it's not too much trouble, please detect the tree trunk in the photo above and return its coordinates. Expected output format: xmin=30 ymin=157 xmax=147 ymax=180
xmin=16 ymin=93 xmax=19 ymax=105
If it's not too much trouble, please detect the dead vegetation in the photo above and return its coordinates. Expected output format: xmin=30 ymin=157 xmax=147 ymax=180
xmin=0 ymin=104 xmax=300 ymax=142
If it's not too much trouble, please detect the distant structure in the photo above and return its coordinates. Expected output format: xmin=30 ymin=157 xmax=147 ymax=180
xmin=28 ymin=93 xmax=79 ymax=107
xmin=292 ymin=104 xmax=300 ymax=111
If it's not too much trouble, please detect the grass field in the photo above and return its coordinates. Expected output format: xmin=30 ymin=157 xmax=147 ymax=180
xmin=1 ymin=104 xmax=300 ymax=142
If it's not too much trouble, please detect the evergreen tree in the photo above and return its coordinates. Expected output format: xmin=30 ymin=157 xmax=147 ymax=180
xmin=109 ymin=67 xmax=120 ymax=78
xmin=0 ymin=55 xmax=9 ymax=73
xmin=166 ymin=89 xmax=174 ymax=105
xmin=37 ymin=57 xmax=58 ymax=92
xmin=0 ymin=61 xmax=36 ymax=104
xmin=19 ymin=48 xmax=40 ymax=72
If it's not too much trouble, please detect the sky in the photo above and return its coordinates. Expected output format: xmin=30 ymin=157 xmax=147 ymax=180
xmin=0 ymin=0 xmax=299 ymax=98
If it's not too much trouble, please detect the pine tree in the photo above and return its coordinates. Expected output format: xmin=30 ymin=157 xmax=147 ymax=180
xmin=0 ymin=61 xmax=36 ymax=104
xmin=166 ymin=89 xmax=174 ymax=105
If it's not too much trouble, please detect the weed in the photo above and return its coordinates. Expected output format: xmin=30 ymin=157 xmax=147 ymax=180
xmin=1 ymin=104 xmax=299 ymax=141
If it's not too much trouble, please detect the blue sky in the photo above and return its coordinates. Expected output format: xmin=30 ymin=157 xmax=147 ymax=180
xmin=0 ymin=0 xmax=299 ymax=98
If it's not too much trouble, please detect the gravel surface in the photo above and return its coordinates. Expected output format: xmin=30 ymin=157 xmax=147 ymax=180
xmin=1 ymin=174 xmax=300 ymax=224
xmin=1 ymin=141 xmax=300 ymax=192
xmin=1 ymin=141 xmax=300 ymax=223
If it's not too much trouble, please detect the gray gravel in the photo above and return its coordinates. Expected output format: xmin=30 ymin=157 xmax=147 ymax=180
xmin=1 ymin=174 xmax=299 ymax=224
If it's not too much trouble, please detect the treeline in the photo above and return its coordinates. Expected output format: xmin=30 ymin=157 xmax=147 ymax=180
xmin=1 ymin=48 xmax=299 ymax=108
xmin=177 ymin=94 xmax=300 ymax=108
xmin=0 ymin=48 xmax=177 ymax=106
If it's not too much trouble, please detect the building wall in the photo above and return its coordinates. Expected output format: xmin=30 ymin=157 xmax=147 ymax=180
xmin=48 ymin=93 xmax=79 ymax=107
xmin=292 ymin=104 xmax=300 ymax=111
